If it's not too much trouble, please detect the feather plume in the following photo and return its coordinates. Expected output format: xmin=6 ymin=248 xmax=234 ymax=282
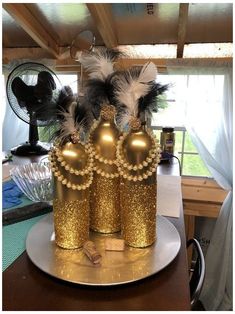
xmin=74 ymin=101 xmax=94 ymax=135
xmin=82 ymin=74 xmax=119 ymax=119
xmin=79 ymin=48 xmax=122 ymax=81
xmin=130 ymin=62 xmax=157 ymax=84
xmin=138 ymin=83 xmax=169 ymax=117
xmin=113 ymin=62 xmax=157 ymax=125
xmin=57 ymin=85 xmax=75 ymax=112
xmin=47 ymin=101 xmax=84 ymax=143
xmin=45 ymin=99 xmax=92 ymax=144
xmin=57 ymin=102 xmax=80 ymax=143
xmin=85 ymin=79 xmax=111 ymax=107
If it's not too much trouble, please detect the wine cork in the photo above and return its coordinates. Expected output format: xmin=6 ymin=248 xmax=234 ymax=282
xmin=105 ymin=238 xmax=125 ymax=251
xmin=83 ymin=241 xmax=102 ymax=264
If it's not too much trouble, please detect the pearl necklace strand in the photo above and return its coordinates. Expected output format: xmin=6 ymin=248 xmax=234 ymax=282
xmin=52 ymin=144 xmax=94 ymax=176
xmin=49 ymin=146 xmax=94 ymax=190
xmin=116 ymin=129 xmax=161 ymax=182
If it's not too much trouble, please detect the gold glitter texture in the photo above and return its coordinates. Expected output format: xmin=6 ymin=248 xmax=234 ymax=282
xmin=89 ymin=116 xmax=120 ymax=233
xmin=120 ymin=178 xmax=157 ymax=248
xmin=53 ymin=197 xmax=89 ymax=249
xmin=90 ymin=173 xmax=121 ymax=233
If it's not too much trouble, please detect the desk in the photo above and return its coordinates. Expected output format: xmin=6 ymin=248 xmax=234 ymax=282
xmin=2 ymin=155 xmax=190 ymax=311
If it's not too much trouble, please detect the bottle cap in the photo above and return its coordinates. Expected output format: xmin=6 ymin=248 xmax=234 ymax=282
xmin=162 ymin=127 xmax=174 ymax=133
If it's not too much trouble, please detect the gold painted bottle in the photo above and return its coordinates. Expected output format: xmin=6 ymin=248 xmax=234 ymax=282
xmin=117 ymin=118 xmax=161 ymax=247
xmin=89 ymin=104 xmax=121 ymax=233
xmin=49 ymin=139 xmax=93 ymax=249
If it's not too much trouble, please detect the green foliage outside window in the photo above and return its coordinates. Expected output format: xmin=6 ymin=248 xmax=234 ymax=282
xmin=154 ymin=129 xmax=211 ymax=177
xmin=157 ymin=94 xmax=169 ymax=110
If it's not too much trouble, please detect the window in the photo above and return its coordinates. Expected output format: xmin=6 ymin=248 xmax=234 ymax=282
xmin=151 ymin=74 xmax=211 ymax=177
xmin=56 ymin=73 xmax=78 ymax=94
xmin=117 ymin=43 xmax=232 ymax=59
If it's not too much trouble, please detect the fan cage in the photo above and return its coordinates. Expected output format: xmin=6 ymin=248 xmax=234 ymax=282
xmin=6 ymin=62 xmax=62 ymax=126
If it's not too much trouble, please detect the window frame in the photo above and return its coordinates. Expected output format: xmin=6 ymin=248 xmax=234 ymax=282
xmin=151 ymin=125 xmax=211 ymax=178
xmin=55 ymin=72 xmax=212 ymax=178
xmin=56 ymin=72 xmax=80 ymax=95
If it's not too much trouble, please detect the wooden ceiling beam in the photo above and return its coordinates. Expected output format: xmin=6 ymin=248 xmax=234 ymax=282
xmin=116 ymin=58 xmax=167 ymax=72
xmin=3 ymin=3 xmax=60 ymax=58
xmin=86 ymin=4 xmax=118 ymax=48
xmin=51 ymin=57 xmax=235 ymax=74
xmin=3 ymin=47 xmax=53 ymax=64
xmin=3 ymin=47 xmax=232 ymax=71
xmin=177 ymin=3 xmax=189 ymax=58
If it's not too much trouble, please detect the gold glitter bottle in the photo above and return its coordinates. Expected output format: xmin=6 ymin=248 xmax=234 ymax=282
xmin=89 ymin=104 xmax=121 ymax=233
xmin=117 ymin=118 xmax=161 ymax=248
xmin=49 ymin=139 xmax=93 ymax=249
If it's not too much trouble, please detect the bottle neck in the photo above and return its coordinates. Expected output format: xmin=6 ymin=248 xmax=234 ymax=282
xmin=129 ymin=124 xmax=146 ymax=134
xmin=100 ymin=116 xmax=116 ymax=127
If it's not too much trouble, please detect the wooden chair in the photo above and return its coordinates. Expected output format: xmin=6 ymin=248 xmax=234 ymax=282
xmin=187 ymin=238 xmax=205 ymax=310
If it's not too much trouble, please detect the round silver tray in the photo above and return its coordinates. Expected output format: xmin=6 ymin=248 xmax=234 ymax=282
xmin=26 ymin=213 xmax=181 ymax=286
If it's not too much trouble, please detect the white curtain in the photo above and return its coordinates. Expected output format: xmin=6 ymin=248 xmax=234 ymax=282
xmin=168 ymin=62 xmax=233 ymax=310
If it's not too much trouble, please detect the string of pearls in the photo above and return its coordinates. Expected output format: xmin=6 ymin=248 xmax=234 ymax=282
xmin=49 ymin=148 xmax=93 ymax=190
xmin=117 ymin=158 xmax=159 ymax=182
xmin=116 ymin=132 xmax=161 ymax=171
xmin=49 ymin=144 xmax=93 ymax=176
xmin=89 ymin=142 xmax=120 ymax=178
xmin=49 ymin=117 xmax=161 ymax=184
xmin=116 ymin=130 xmax=161 ymax=182
xmin=92 ymin=165 xmax=119 ymax=178
xmin=93 ymin=152 xmax=118 ymax=165
xmin=89 ymin=122 xmax=117 ymax=165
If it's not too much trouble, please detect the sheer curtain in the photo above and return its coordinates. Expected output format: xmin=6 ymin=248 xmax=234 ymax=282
xmin=167 ymin=61 xmax=232 ymax=310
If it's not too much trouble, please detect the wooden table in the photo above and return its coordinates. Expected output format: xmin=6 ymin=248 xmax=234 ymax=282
xmin=2 ymin=155 xmax=191 ymax=311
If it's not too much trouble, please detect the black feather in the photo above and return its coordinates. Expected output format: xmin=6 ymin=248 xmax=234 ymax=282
xmin=33 ymin=86 xmax=76 ymax=124
xmin=39 ymin=87 xmax=76 ymax=142
xmin=82 ymin=74 xmax=118 ymax=119
xmin=47 ymin=99 xmax=93 ymax=144
xmin=57 ymin=85 xmax=75 ymax=112
xmin=138 ymin=83 xmax=169 ymax=117
xmin=74 ymin=101 xmax=93 ymax=132
xmin=155 ymin=83 xmax=169 ymax=96
xmin=80 ymin=48 xmax=125 ymax=117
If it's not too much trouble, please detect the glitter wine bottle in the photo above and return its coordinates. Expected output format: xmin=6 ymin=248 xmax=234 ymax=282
xmin=114 ymin=62 xmax=168 ymax=247
xmin=89 ymin=104 xmax=121 ymax=233
xmin=117 ymin=118 xmax=161 ymax=247
xmin=49 ymin=102 xmax=93 ymax=249
xmin=79 ymin=48 xmax=123 ymax=233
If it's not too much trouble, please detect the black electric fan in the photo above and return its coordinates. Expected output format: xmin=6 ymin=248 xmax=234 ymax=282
xmin=6 ymin=62 xmax=62 ymax=156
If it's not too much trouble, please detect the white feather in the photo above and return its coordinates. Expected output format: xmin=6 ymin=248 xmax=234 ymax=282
xmin=138 ymin=62 xmax=158 ymax=84
xmin=115 ymin=62 xmax=157 ymax=121
xmin=79 ymin=51 xmax=114 ymax=81
xmin=58 ymin=102 xmax=80 ymax=141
